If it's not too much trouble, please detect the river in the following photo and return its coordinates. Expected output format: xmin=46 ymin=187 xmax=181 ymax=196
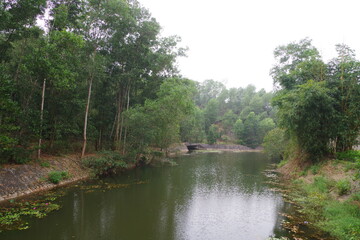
xmin=1 ymin=152 xmax=296 ymax=240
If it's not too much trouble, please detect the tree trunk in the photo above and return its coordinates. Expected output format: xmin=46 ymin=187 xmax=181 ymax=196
xmin=122 ymin=85 xmax=131 ymax=154
xmin=81 ymin=76 xmax=93 ymax=158
xmin=114 ymin=91 xmax=123 ymax=150
xmin=38 ymin=78 xmax=46 ymax=159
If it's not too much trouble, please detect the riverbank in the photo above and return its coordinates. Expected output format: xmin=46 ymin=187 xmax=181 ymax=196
xmin=0 ymin=143 xmax=188 ymax=203
xmin=0 ymin=155 xmax=91 ymax=203
xmin=277 ymin=152 xmax=360 ymax=240
xmin=0 ymin=143 xmax=262 ymax=204
xmin=185 ymin=143 xmax=263 ymax=151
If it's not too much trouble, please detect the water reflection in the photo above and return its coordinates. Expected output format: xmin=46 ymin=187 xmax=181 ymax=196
xmin=0 ymin=152 xmax=289 ymax=240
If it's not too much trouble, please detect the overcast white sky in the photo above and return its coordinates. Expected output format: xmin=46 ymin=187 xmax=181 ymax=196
xmin=139 ymin=0 xmax=360 ymax=91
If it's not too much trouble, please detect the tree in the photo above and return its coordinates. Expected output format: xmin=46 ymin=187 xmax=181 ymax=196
xmin=327 ymin=44 xmax=360 ymax=151
xmin=0 ymin=0 xmax=47 ymax=61
xmin=207 ymin=124 xmax=220 ymax=145
xmin=240 ymin=112 xmax=260 ymax=148
xmin=125 ymin=78 xmax=195 ymax=153
xmin=262 ymin=128 xmax=286 ymax=160
xmin=180 ymin=107 xmax=206 ymax=143
xmin=271 ymin=38 xmax=323 ymax=90
xmin=271 ymin=39 xmax=360 ymax=161
xmin=233 ymin=119 xmax=244 ymax=143
xmin=258 ymin=118 xmax=275 ymax=141
xmin=195 ymin=79 xmax=226 ymax=107
xmin=203 ymin=98 xmax=220 ymax=133
xmin=222 ymin=110 xmax=237 ymax=134
xmin=273 ymin=80 xmax=337 ymax=160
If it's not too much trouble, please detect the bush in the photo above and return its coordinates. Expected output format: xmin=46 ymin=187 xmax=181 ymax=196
xmin=277 ymin=159 xmax=288 ymax=168
xmin=48 ymin=171 xmax=69 ymax=184
xmin=336 ymin=150 xmax=360 ymax=162
xmin=304 ymin=176 xmax=334 ymax=194
xmin=309 ymin=164 xmax=321 ymax=175
xmin=0 ymin=146 xmax=32 ymax=164
xmin=82 ymin=151 xmax=127 ymax=176
xmin=336 ymin=179 xmax=351 ymax=196
xmin=263 ymin=128 xmax=287 ymax=160
xmin=321 ymin=201 xmax=360 ymax=240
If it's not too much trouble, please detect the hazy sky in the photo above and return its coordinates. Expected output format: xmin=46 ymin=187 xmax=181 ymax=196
xmin=140 ymin=0 xmax=360 ymax=91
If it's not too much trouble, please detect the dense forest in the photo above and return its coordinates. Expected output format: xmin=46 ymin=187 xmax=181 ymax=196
xmin=0 ymin=0 xmax=278 ymax=164
xmin=1 ymin=1 xmax=359 ymax=166
xmin=182 ymin=80 xmax=275 ymax=147
xmin=0 ymin=0 xmax=189 ymax=163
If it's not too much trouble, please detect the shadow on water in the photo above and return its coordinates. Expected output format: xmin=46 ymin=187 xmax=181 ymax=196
xmin=0 ymin=152 xmax=326 ymax=240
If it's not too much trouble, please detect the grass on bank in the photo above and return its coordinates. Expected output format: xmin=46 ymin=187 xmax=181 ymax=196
xmin=287 ymin=150 xmax=360 ymax=240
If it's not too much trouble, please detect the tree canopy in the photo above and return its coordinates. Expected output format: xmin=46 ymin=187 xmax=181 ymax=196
xmin=270 ymin=39 xmax=360 ymax=161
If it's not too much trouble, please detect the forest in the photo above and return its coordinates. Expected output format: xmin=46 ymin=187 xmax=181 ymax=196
xmin=1 ymin=1 xmax=360 ymax=239
xmin=0 ymin=0 xmax=278 ymax=164
xmin=0 ymin=1 xmax=359 ymax=164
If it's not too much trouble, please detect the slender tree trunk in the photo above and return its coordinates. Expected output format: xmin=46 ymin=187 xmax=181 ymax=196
xmin=97 ymin=129 xmax=102 ymax=151
xmin=81 ymin=48 xmax=97 ymax=158
xmin=114 ymin=91 xmax=123 ymax=150
xmin=122 ymin=85 xmax=130 ymax=154
xmin=81 ymin=76 xmax=93 ymax=158
xmin=38 ymin=78 xmax=46 ymax=159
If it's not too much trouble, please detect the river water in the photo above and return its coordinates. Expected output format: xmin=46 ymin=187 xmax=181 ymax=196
xmin=1 ymin=152 xmax=295 ymax=240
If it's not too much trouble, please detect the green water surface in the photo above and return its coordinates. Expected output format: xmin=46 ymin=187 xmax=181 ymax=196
xmin=1 ymin=152 xmax=292 ymax=240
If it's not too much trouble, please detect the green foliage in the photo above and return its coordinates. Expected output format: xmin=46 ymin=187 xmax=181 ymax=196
xmin=47 ymin=171 xmax=69 ymax=184
xmin=222 ymin=110 xmax=237 ymax=133
xmin=180 ymin=107 xmax=206 ymax=143
xmin=273 ymin=80 xmax=337 ymax=161
xmin=336 ymin=179 xmax=351 ymax=196
xmin=238 ymin=112 xmax=260 ymax=148
xmin=263 ymin=128 xmax=286 ymax=159
xmin=82 ymin=151 xmax=127 ymax=176
xmin=321 ymin=201 xmax=360 ymax=240
xmin=271 ymin=39 xmax=360 ymax=162
xmin=233 ymin=119 xmax=244 ymax=142
xmin=277 ymin=159 xmax=288 ymax=168
xmin=309 ymin=164 xmax=321 ymax=175
xmin=304 ymin=176 xmax=334 ymax=194
xmin=39 ymin=161 xmax=50 ymax=168
xmin=207 ymin=124 xmax=220 ymax=144
xmin=289 ymin=173 xmax=360 ymax=240
xmin=0 ymin=0 xmax=188 ymax=162
xmin=271 ymin=38 xmax=323 ymax=90
xmin=203 ymin=98 xmax=220 ymax=133
xmin=336 ymin=150 xmax=360 ymax=162
xmin=125 ymin=78 xmax=196 ymax=151
xmin=0 ymin=192 xmax=62 ymax=232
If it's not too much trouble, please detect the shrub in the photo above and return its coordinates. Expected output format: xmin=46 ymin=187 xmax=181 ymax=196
xmin=82 ymin=151 xmax=127 ymax=176
xmin=304 ymin=176 xmax=334 ymax=194
xmin=336 ymin=179 xmax=351 ymax=196
xmin=322 ymin=201 xmax=360 ymax=240
xmin=40 ymin=161 xmax=50 ymax=168
xmin=48 ymin=171 xmax=69 ymax=184
xmin=277 ymin=159 xmax=288 ymax=168
xmin=336 ymin=150 xmax=360 ymax=162
xmin=309 ymin=164 xmax=321 ymax=175
xmin=263 ymin=128 xmax=287 ymax=160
